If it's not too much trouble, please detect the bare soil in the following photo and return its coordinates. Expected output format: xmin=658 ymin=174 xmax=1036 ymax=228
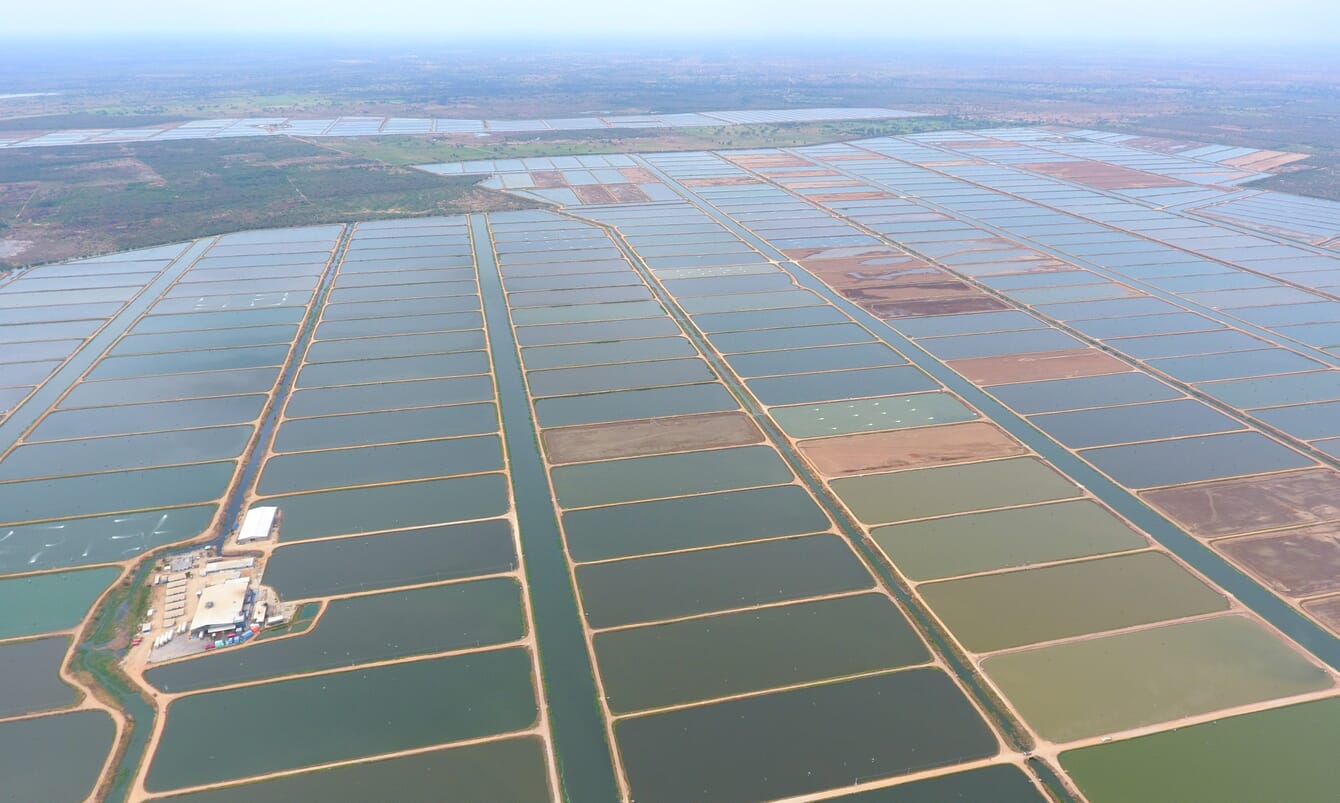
xmin=541 ymin=411 xmax=764 ymax=464
xmin=1217 ymin=523 xmax=1340 ymax=597
xmin=948 ymin=349 xmax=1130 ymax=385
xmin=798 ymin=421 xmax=1024 ymax=477
xmin=1141 ymin=468 xmax=1340 ymax=539
xmin=1018 ymin=160 xmax=1189 ymax=189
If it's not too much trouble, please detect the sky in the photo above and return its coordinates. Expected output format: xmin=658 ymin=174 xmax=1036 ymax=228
xmin=7 ymin=0 xmax=1340 ymax=41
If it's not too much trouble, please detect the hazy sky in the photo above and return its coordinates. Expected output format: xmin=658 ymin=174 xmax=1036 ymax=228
xmin=8 ymin=0 xmax=1340 ymax=41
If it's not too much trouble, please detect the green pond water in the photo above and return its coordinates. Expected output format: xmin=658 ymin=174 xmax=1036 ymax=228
xmin=1030 ymin=399 xmax=1240 ymax=449
xmin=920 ymin=551 xmax=1228 ymax=652
xmin=1011 ymin=283 xmax=1131 ymax=305
xmin=832 ymin=457 xmax=1080 ymax=525
xmin=991 ymin=615 xmax=1333 ymax=742
xmin=989 ymin=373 xmax=1180 ymax=413
xmin=772 ymin=392 xmax=976 ymax=439
xmin=1253 ymin=400 xmax=1340 ymax=440
xmin=1150 ymin=348 xmax=1322 ymax=383
xmin=873 ymin=500 xmax=1146 ymax=581
xmin=527 ymin=357 xmax=713 ymax=397
xmin=146 ymin=648 xmax=538 ymax=792
xmin=327 ymin=279 xmax=477 ymax=303
xmin=295 ymin=351 xmax=489 ymax=388
xmin=156 ymin=737 xmax=551 ymax=803
xmin=708 ymin=323 xmax=875 ymax=354
xmin=0 ymin=462 xmax=234 ymax=525
xmin=1200 ymin=369 xmax=1340 ymax=407
xmin=257 ymin=435 xmax=502 ymax=495
xmin=829 ymin=763 xmax=1044 ymax=802
xmin=920 ymin=328 xmax=1081 ymax=361
xmin=551 ymin=445 xmax=792 ymax=508
xmin=562 ymin=484 xmax=830 ymax=562
xmin=514 ymin=317 xmax=681 ymax=347
xmin=0 ymin=568 xmax=118 ymax=637
xmin=0 ymin=710 xmax=116 ymax=803
xmin=748 ymin=365 xmax=937 ymax=406
xmin=321 ymin=295 xmax=479 ymax=320
xmin=60 ymin=367 xmax=279 ymax=407
xmin=692 ymin=304 xmax=850 ymax=333
xmin=147 ymin=578 xmax=524 ymax=692
xmin=111 ymin=324 xmax=299 ymax=356
xmin=0 ymin=635 xmax=76 ymax=717
xmin=535 ymin=383 xmax=738 ymax=427
xmin=509 ymin=284 xmax=651 ymax=307
xmin=1067 ymin=311 xmax=1217 ymax=339
xmin=1112 ymin=329 xmax=1265 ymax=359
xmin=726 ymin=342 xmax=905 ymax=378
xmin=521 ymin=337 xmax=696 ymax=370
xmin=264 ymin=474 xmax=509 ymax=542
xmin=313 ymin=311 xmax=482 ymax=340
xmin=303 ymin=330 xmax=485 ymax=362
xmin=505 ymin=271 xmax=643 ymax=291
xmin=0 ymin=507 xmax=214 ymax=575
xmin=663 ymin=272 xmax=795 ymax=297
xmin=576 ymin=534 xmax=872 ymax=629
xmin=594 ymin=593 xmax=926 ymax=712
xmin=151 ymin=292 xmax=311 ymax=314
xmin=679 ymin=288 xmax=821 ymax=315
xmin=1061 ymin=696 xmax=1340 ymax=802
xmin=616 ymin=669 xmax=996 ymax=803
xmin=30 ymin=395 xmax=266 ymax=441
xmin=1081 ymin=431 xmax=1315 ymax=488
xmin=273 ymin=403 xmax=497 ymax=452
xmin=283 ymin=375 xmax=494 ymax=418
xmin=510 ymin=300 xmax=665 ymax=326
xmin=655 ymin=263 xmax=777 ymax=280
xmin=263 ymin=519 xmax=516 ymax=599
xmin=0 ymin=425 xmax=253 ymax=480
xmin=133 ymin=307 xmax=307 ymax=333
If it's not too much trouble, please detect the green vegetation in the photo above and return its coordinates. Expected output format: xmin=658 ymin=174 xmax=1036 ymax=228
xmin=318 ymin=117 xmax=992 ymax=166
xmin=0 ymin=137 xmax=535 ymax=269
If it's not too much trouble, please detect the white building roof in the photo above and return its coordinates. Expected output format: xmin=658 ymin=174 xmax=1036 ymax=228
xmin=238 ymin=506 xmax=278 ymax=542
xmin=189 ymin=578 xmax=249 ymax=632
xmin=204 ymin=557 xmax=255 ymax=575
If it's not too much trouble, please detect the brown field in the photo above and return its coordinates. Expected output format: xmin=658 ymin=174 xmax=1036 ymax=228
xmin=607 ymin=184 xmax=653 ymax=203
xmin=1141 ymin=468 xmax=1340 ymax=539
xmin=786 ymin=179 xmax=864 ymax=189
xmin=618 ymin=167 xmax=659 ymax=183
xmin=814 ymin=153 xmax=885 ymax=162
xmin=530 ymin=170 xmax=568 ymax=189
xmin=872 ymin=296 xmax=1011 ymax=317
xmin=571 ymin=184 xmax=617 ymax=204
xmin=1224 ymin=150 xmax=1310 ymax=171
xmin=1302 ymin=597 xmax=1340 ymax=635
xmin=725 ymin=154 xmax=812 ymax=169
xmin=817 ymin=265 xmax=956 ymax=290
xmin=797 ymin=421 xmax=1024 ymax=477
xmin=809 ymin=191 xmax=899 ymax=202
xmin=541 ymin=411 xmax=763 ymax=464
xmin=679 ymin=176 xmax=762 ymax=187
xmin=1217 ymin=523 xmax=1340 ymax=597
xmin=840 ymin=280 xmax=978 ymax=303
xmin=941 ymin=140 xmax=1021 ymax=149
xmin=1018 ymin=160 xmax=1188 ymax=189
xmin=948 ymin=348 xmax=1131 ymax=385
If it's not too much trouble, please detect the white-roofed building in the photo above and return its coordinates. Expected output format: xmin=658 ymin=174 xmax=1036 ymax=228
xmin=237 ymin=506 xmax=279 ymax=543
xmin=189 ymin=578 xmax=251 ymax=637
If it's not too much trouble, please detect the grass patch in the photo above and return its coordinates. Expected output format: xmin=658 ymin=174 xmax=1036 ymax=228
xmin=0 ymin=136 xmax=537 ymax=269
xmin=320 ymin=117 xmax=992 ymax=166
